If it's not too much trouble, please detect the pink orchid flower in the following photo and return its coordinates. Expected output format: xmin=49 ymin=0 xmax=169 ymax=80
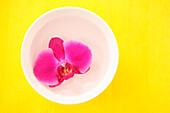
xmin=33 ymin=37 xmax=92 ymax=87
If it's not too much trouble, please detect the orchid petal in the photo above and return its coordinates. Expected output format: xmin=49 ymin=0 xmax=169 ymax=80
xmin=49 ymin=37 xmax=65 ymax=61
xmin=64 ymin=41 xmax=92 ymax=74
xmin=33 ymin=49 xmax=59 ymax=85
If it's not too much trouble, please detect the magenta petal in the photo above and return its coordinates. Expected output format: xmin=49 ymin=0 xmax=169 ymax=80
xmin=49 ymin=37 xmax=65 ymax=61
xmin=33 ymin=49 xmax=59 ymax=85
xmin=64 ymin=41 xmax=92 ymax=74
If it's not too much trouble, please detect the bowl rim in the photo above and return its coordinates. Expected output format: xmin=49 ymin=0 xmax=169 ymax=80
xmin=21 ymin=7 xmax=119 ymax=104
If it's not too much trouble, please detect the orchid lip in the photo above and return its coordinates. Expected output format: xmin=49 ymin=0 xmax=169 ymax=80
xmin=57 ymin=62 xmax=74 ymax=80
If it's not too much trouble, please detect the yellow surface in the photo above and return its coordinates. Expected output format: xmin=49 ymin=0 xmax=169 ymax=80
xmin=0 ymin=0 xmax=169 ymax=113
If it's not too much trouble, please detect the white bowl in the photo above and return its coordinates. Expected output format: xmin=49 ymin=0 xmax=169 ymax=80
xmin=21 ymin=7 xmax=119 ymax=104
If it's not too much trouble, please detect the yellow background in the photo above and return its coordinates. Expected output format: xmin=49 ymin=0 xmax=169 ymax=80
xmin=0 ymin=0 xmax=169 ymax=113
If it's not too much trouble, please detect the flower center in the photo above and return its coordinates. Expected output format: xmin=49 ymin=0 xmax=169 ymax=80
xmin=57 ymin=62 xmax=73 ymax=79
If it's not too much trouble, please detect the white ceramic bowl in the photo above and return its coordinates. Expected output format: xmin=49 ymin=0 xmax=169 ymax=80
xmin=21 ymin=7 xmax=119 ymax=104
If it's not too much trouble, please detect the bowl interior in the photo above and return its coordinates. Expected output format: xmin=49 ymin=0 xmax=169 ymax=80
xmin=22 ymin=7 xmax=118 ymax=104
